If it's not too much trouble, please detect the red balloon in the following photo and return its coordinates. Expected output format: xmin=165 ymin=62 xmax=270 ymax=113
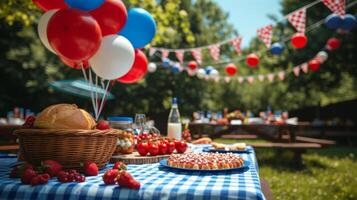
xmin=60 ymin=56 xmax=90 ymax=70
xmin=225 ymin=63 xmax=237 ymax=76
xmin=308 ymin=60 xmax=321 ymax=72
xmin=326 ymin=38 xmax=341 ymax=50
xmin=291 ymin=33 xmax=308 ymax=49
xmin=89 ymin=0 xmax=127 ymax=36
xmin=32 ymin=0 xmax=68 ymax=12
xmin=187 ymin=61 xmax=198 ymax=70
xmin=47 ymin=8 xmax=102 ymax=62
xmin=246 ymin=54 xmax=259 ymax=67
xmin=117 ymin=49 xmax=148 ymax=84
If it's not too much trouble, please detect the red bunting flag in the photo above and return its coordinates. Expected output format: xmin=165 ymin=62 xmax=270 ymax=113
xmin=191 ymin=48 xmax=202 ymax=64
xmin=322 ymin=0 xmax=345 ymax=16
xmin=161 ymin=49 xmax=169 ymax=59
xmin=301 ymin=63 xmax=309 ymax=73
xmin=230 ymin=36 xmax=243 ymax=55
xmin=278 ymin=71 xmax=285 ymax=80
xmin=149 ymin=48 xmax=156 ymax=57
xmin=287 ymin=8 xmax=306 ymax=33
xmin=258 ymin=74 xmax=265 ymax=82
xmin=257 ymin=25 xmax=273 ymax=48
xmin=293 ymin=66 xmax=300 ymax=76
xmin=175 ymin=50 xmax=184 ymax=63
xmin=238 ymin=77 xmax=244 ymax=84
xmin=247 ymin=76 xmax=255 ymax=84
xmin=209 ymin=44 xmax=220 ymax=61
xmin=267 ymin=74 xmax=275 ymax=82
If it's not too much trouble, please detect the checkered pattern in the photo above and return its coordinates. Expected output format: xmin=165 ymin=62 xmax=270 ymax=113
xmin=230 ymin=36 xmax=243 ymax=55
xmin=301 ymin=63 xmax=309 ymax=73
xmin=191 ymin=48 xmax=202 ymax=64
xmin=278 ymin=71 xmax=285 ymax=80
xmin=258 ymin=75 xmax=265 ymax=82
xmin=0 ymin=147 xmax=265 ymax=200
xmin=257 ymin=25 xmax=273 ymax=48
xmin=149 ymin=48 xmax=156 ymax=57
xmin=287 ymin=8 xmax=306 ymax=33
xmin=161 ymin=49 xmax=169 ymax=59
xmin=208 ymin=44 xmax=220 ymax=62
xmin=323 ymin=0 xmax=345 ymax=16
xmin=175 ymin=50 xmax=184 ymax=63
xmin=293 ymin=66 xmax=301 ymax=76
xmin=267 ymin=74 xmax=275 ymax=82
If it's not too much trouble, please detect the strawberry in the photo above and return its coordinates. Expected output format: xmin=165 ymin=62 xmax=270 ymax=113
xmin=103 ymin=169 xmax=119 ymax=185
xmin=39 ymin=173 xmax=50 ymax=184
xmin=96 ymin=120 xmax=110 ymax=130
xmin=31 ymin=176 xmax=41 ymax=186
xmin=112 ymin=162 xmax=127 ymax=171
xmin=117 ymin=170 xmax=140 ymax=189
xmin=10 ymin=163 xmax=34 ymax=178
xmin=83 ymin=161 xmax=98 ymax=176
xmin=42 ymin=160 xmax=63 ymax=177
xmin=21 ymin=168 xmax=37 ymax=184
xmin=57 ymin=171 xmax=69 ymax=183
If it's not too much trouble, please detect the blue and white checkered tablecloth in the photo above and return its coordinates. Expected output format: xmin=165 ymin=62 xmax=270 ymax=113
xmin=0 ymin=146 xmax=265 ymax=200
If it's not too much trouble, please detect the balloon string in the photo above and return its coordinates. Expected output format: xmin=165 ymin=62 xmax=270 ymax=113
xmin=96 ymin=80 xmax=110 ymax=121
xmin=88 ymin=68 xmax=98 ymax=120
xmin=95 ymin=74 xmax=99 ymax=117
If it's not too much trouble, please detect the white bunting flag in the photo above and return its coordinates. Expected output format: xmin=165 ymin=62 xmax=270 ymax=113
xmin=149 ymin=48 xmax=156 ymax=57
xmin=230 ymin=36 xmax=243 ymax=55
xmin=278 ymin=71 xmax=286 ymax=80
xmin=322 ymin=0 xmax=345 ymax=16
xmin=247 ymin=76 xmax=255 ymax=84
xmin=301 ymin=63 xmax=309 ymax=73
xmin=258 ymin=74 xmax=265 ymax=82
xmin=293 ymin=66 xmax=301 ymax=76
xmin=238 ymin=77 xmax=244 ymax=84
xmin=267 ymin=74 xmax=275 ymax=82
xmin=191 ymin=48 xmax=202 ymax=64
xmin=224 ymin=76 xmax=231 ymax=83
xmin=161 ymin=49 xmax=169 ymax=59
xmin=287 ymin=8 xmax=306 ymax=33
xmin=257 ymin=25 xmax=273 ymax=48
xmin=209 ymin=44 xmax=221 ymax=61
xmin=175 ymin=50 xmax=184 ymax=63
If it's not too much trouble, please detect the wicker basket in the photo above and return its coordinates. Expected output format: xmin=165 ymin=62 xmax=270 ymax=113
xmin=14 ymin=129 xmax=122 ymax=169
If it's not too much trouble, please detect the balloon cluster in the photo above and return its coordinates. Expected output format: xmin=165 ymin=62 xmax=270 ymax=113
xmin=325 ymin=13 xmax=357 ymax=32
xmin=34 ymin=0 xmax=156 ymax=84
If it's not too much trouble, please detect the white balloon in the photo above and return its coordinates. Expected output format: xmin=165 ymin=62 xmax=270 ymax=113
xmin=90 ymin=35 xmax=135 ymax=80
xmin=209 ymin=69 xmax=219 ymax=78
xmin=38 ymin=9 xmax=57 ymax=54
xmin=316 ymin=51 xmax=328 ymax=63
xmin=148 ymin=62 xmax=157 ymax=73
xmin=197 ymin=68 xmax=206 ymax=79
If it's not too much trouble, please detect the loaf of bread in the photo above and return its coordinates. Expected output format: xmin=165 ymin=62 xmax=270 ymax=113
xmin=34 ymin=104 xmax=96 ymax=130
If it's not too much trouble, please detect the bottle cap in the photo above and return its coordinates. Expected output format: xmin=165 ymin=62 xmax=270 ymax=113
xmin=172 ymin=97 xmax=177 ymax=104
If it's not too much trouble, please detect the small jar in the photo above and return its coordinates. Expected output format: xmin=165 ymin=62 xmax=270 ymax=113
xmin=108 ymin=117 xmax=134 ymax=155
xmin=108 ymin=117 xmax=133 ymax=131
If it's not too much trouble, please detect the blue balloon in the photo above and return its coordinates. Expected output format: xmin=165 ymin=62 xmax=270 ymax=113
xmin=270 ymin=43 xmax=284 ymax=55
xmin=65 ymin=0 xmax=104 ymax=11
xmin=205 ymin=66 xmax=214 ymax=75
xmin=341 ymin=14 xmax=357 ymax=31
xmin=119 ymin=8 xmax=157 ymax=48
xmin=162 ymin=58 xmax=171 ymax=68
xmin=325 ymin=14 xmax=343 ymax=29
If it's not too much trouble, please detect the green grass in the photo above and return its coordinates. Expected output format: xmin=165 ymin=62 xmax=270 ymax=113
xmin=215 ymin=139 xmax=357 ymax=200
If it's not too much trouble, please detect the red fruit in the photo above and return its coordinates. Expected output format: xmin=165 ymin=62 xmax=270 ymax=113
xmin=39 ymin=173 xmax=50 ymax=184
xmin=21 ymin=169 xmax=37 ymax=184
xmin=77 ymin=175 xmax=86 ymax=183
xmin=175 ymin=141 xmax=188 ymax=154
xmin=166 ymin=141 xmax=175 ymax=154
xmin=68 ymin=173 xmax=75 ymax=182
xmin=42 ymin=160 xmax=63 ymax=177
xmin=22 ymin=116 xmax=36 ymax=128
xmin=137 ymin=142 xmax=149 ymax=156
xmin=117 ymin=170 xmax=140 ymax=189
xmin=10 ymin=167 xmax=18 ymax=178
xmin=57 ymin=171 xmax=69 ymax=183
xmin=113 ymin=162 xmax=127 ymax=171
xmin=148 ymin=142 xmax=159 ymax=156
xmin=31 ymin=176 xmax=41 ymax=186
xmin=158 ymin=142 xmax=167 ymax=155
xmin=83 ymin=161 xmax=99 ymax=176
xmin=96 ymin=120 xmax=110 ymax=130
xmin=103 ymin=169 xmax=119 ymax=185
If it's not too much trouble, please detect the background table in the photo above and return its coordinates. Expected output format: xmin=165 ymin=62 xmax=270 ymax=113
xmin=0 ymin=146 xmax=265 ymax=200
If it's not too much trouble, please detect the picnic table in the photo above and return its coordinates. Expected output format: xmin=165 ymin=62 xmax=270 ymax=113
xmin=0 ymin=145 xmax=266 ymax=200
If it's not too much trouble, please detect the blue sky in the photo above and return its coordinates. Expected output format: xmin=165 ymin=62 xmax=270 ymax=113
xmin=213 ymin=0 xmax=283 ymax=47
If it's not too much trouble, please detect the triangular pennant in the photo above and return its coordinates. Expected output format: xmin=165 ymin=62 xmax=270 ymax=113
xmin=301 ymin=63 xmax=309 ymax=73
xmin=191 ymin=48 xmax=202 ymax=65
xmin=322 ymin=0 xmax=345 ymax=16
xmin=230 ymin=36 xmax=243 ymax=55
xmin=238 ymin=77 xmax=244 ymax=84
xmin=247 ymin=76 xmax=255 ymax=84
xmin=214 ymin=76 xmax=220 ymax=83
xmin=287 ymin=8 xmax=306 ymax=33
xmin=149 ymin=48 xmax=156 ymax=57
xmin=258 ymin=74 xmax=265 ymax=82
xmin=175 ymin=50 xmax=184 ymax=63
xmin=187 ymin=69 xmax=196 ymax=76
xmin=293 ymin=66 xmax=300 ymax=76
xmin=267 ymin=74 xmax=275 ymax=82
xmin=278 ymin=71 xmax=285 ymax=80
xmin=208 ymin=44 xmax=221 ymax=61
xmin=257 ymin=25 xmax=273 ymax=48
xmin=224 ymin=76 xmax=231 ymax=83
xmin=161 ymin=50 xmax=169 ymax=59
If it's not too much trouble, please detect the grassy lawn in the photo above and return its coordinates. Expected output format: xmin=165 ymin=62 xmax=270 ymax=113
xmin=214 ymin=139 xmax=357 ymax=200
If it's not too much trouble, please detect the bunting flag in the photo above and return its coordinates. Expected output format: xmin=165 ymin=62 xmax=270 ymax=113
xmin=149 ymin=48 xmax=156 ymax=57
xmin=267 ymin=74 xmax=275 ymax=82
xmin=293 ymin=66 xmax=301 ymax=76
xmin=301 ymin=63 xmax=309 ymax=73
xmin=278 ymin=71 xmax=286 ymax=80
xmin=258 ymin=74 xmax=265 ymax=82
xmin=238 ymin=77 xmax=244 ymax=84
xmin=287 ymin=8 xmax=306 ymax=33
xmin=247 ymin=76 xmax=255 ymax=84
xmin=175 ymin=50 xmax=184 ymax=63
xmin=224 ymin=76 xmax=231 ymax=83
xmin=230 ymin=36 xmax=243 ymax=55
xmin=161 ymin=49 xmax=169 ymax=59
xmin=191 ymin=48 xmax=202 ymax=64
xmin=214 ymin=76 xmax=220 ymax=83
xmin=257 ymin=25 xmax=273 ymax=48
xmin=209 ymin=44 xmax=221 ymax=61
xmin=322 ymin=0 xmax=345 ymax=16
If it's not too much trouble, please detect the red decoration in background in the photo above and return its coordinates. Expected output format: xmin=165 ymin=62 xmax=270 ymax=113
xmin=225 ymin=63 xmax=237 ymax=76
xmin=60 ymin=56 xmax=90 ymax=70
xmin=161 ymin=50 xmax=169 ymax=59
xmin=322 ymin=0 xmax=346 ymax=16
xmin=32 ymin=0 xmax=68 ymax=12
xmin=326 ymin=38 xmax=341 ymax=50
xmin=209 ymin=44 xmax=221 ymax=61
xmin=291 ymin=33 xmax=308 ymax=49
xmin=191 ymin=49 xmax=202 ymax=64
xmin=246 ymin=54 xmax=259 ymax=67
xmin=308 ymin=60 xmax=321 ymax=72
xmin=230 ymin=36 xmax=242 ymax=55
xmin=257 ymin=24 xmax=273 ymax=48
xmin=187 ymin=61 xmax=198 ymax=70
xmin=117 ymin=49 xmax=148 ymax=84
xmin=89 ymin=0 xmax=128 ymax=36
xmin=287 ymin=8 xmax=306 ymax=33
xmin=47 ymin=8 xmax=102 ymax=62
xmin=175 ymin=50 xmax=184 ymax=63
